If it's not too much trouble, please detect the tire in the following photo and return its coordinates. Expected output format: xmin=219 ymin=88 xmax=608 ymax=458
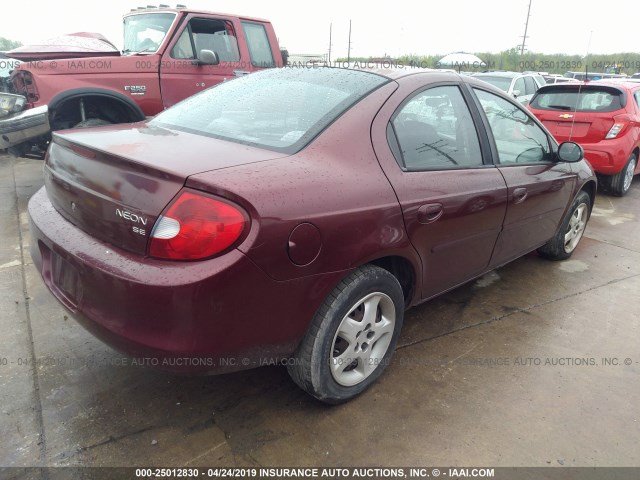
xmin=288 ymin=265 xmax=404 ymax=404
xmin=73 ymin=118 xmax=112 ymax=128
xmin=537 ymin=190 xmax=591 ymax=261
xmin=608 ymin=153 xmax=636 ymax=197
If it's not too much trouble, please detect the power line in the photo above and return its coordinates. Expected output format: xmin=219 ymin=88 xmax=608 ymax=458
xmin=328 ymin=23 xmax=332 ymax=63
xmin=347 ymin=20 xmax=352 ymax=63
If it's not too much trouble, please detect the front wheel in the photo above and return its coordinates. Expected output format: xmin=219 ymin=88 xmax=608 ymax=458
xmin=288 ymin=265 xmax=404 ymax=404
xmin=537 ymin=190 xmax=591 ymax=261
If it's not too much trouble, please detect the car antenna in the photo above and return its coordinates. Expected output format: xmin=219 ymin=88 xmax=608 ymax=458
xmin=569 ymin=30 xmax=592 ymax=141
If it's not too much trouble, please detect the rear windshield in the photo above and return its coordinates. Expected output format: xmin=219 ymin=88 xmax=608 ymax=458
xmin=530 ymin=87 xmax=624 ymax=112
xmin=151 ymin=68 xmax=389 ymax=153
xmin=474 ymin=76 xmax=512 ymax=92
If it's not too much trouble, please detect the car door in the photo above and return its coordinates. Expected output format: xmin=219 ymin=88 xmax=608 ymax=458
xmin=159 ymin=15 xmax=249 ymax=109
xmin=471 ymin=87 xmax=578 ymax=268
xmin=371 ymin=78 xmax=508 ymax=300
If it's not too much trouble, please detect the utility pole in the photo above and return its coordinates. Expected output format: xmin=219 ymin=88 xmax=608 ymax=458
xmin=328 ymin=23 xmax=332 ymax=63
xmin=347 ymin=20 xmax=352 ymax=64
xmin=585 ymin=30 xmax=593 ymax=58
xmin=585 ymin=30 xmax=593 ymax=77
xmin=520 ymin=0 xmax=532 ymax=56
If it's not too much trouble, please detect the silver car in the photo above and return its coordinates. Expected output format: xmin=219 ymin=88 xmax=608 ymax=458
xmin=473 ymin=71 xmax=545 ymax=106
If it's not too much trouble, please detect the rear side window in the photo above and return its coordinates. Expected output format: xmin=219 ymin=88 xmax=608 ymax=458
xmin=241 ymin=22 xmax=275 ymax=67
xmin=531 ymin=87 xmax=624 ymax=112
xmin=390 ymin=85 xmax=483 ymax=170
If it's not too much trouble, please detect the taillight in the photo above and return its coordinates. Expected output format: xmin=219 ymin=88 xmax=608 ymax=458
xmin=149 ymin=190 xmax=248 ymax=260
xmin=605 ymin=114 xmax=632 ymax=139
xmin=605 ymin=123 xmax=627 ymax=139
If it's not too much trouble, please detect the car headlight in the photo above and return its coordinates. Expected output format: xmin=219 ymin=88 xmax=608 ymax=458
xmin=0 ymin=93 xmax=27 ymax=117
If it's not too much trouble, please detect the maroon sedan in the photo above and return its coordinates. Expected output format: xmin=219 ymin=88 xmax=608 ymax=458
xmin=29 ymin=67 xmax=596 ymax=403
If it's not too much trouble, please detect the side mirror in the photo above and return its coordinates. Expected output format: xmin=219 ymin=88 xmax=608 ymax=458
xmin=557 ymin=141 xmax=584 ymax=163
xmin=512 ymin=89 xmax=521 ymax=98
xmin=195 ymin=49 xmax=219 ymax=66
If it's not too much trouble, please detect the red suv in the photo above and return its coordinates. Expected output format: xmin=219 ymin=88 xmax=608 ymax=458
xmin=529 ymin=80 xmax=640 ymax=196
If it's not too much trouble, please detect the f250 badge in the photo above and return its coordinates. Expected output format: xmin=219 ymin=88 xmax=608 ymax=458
xmin=124 ymin=85 xmax=146 ymax=95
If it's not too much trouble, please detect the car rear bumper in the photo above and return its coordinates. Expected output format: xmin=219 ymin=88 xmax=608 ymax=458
xmin=581 ymin=136 xmax=636 ymax=175
xmin=28 ymin=187 xmax=344 ymax=374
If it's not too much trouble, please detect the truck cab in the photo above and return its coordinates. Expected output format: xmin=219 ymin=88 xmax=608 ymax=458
xmin=0 ymin=7 xmax=284 ymax=156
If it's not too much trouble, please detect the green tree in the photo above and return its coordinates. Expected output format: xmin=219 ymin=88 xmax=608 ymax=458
xmin=0 ymin=37 xmax=22 ymax=51
xmin=340 ymin=50 xmax=640 ymax=76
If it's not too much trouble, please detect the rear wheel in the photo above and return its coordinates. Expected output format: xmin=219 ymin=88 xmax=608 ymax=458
xmin=537 ymin=191 xmax=591 ymax=260
xmin=608 ymin=153 xmax=636 ymax=197
xmin=288 ymin=265 xmax=404 ymax=404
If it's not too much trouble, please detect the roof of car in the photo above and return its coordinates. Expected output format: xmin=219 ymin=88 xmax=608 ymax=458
xmin=473 ymin=71 xmax=524 ymax=78
xmin=313 ymin=66 xmax=459 ymax=81
xmin=123 ymin=7 xmax=271 ymax=23
xmin=267 ymin=67 xmax=510 ymax=98
xmin=538 ymin=79 xmax=640 ymax=91
xmin=592 ymin=79 xmax=640 ymax=88
xmin=329 ymin=67 xmax=521 ymax=95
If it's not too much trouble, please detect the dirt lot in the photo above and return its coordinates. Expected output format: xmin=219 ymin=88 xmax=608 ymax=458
xmin=1 ymin=153 xmax=639 ymax=468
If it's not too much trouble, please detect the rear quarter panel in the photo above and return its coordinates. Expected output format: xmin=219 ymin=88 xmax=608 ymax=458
xmin=186 ymin=80 xmax=423 ymax=293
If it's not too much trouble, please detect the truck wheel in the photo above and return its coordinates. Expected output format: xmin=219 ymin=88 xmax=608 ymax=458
xmin=537 ymin=191 xmax=591 ymax=261
xmin=608 ymin=153 xmax=636 ymax=197
xmin=73 ymin=118 xmax=112 ymax=128
xmin=288 ymin=265 xmax=404 ymax=404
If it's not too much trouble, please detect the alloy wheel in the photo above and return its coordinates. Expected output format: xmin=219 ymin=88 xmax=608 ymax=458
xmin=330 ymin=292 xmax=396 ymax=387
xmin=564 ymin=203 xmax=588 ymax=253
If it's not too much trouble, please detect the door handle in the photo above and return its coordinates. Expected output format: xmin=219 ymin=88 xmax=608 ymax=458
xmin=234 ymin=70 xmax=251 ymax=77
xmin=512 ymin=187 xmax=528 ymax=204
xmin=417 ymin=203 xmax=444 ymax=224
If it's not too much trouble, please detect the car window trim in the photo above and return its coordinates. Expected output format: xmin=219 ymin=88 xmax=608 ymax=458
xmin=387 ymin=81 xmax=490 ymax=172
xmin=459 ymin=81 xmax=496 ymax=166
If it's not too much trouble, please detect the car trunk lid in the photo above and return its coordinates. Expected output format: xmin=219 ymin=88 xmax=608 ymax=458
xmin=45 ymin=123 xmax=287 ymax=255
xmin=537 ymin=112 xmax=613 ymax=142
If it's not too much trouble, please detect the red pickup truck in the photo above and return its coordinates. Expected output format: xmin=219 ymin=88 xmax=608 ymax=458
xmin=0 ymin=7 xmax=286 ymax=156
